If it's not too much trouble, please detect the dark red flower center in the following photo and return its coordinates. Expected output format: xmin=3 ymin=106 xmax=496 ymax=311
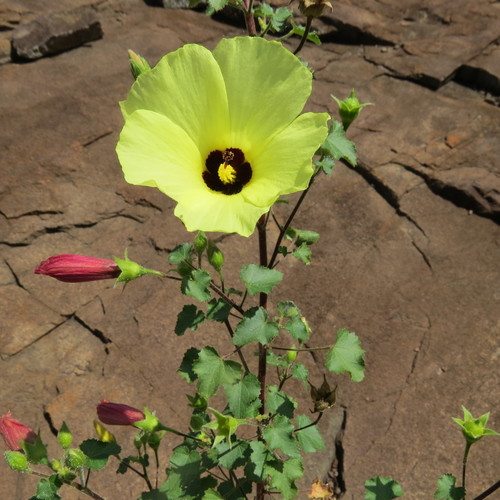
xmin=202 ymin=148 xmax=252 ymax=195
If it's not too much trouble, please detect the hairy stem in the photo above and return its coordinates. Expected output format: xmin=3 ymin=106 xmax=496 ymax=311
xmin=462 ymin=441 xmax=472 ymax=497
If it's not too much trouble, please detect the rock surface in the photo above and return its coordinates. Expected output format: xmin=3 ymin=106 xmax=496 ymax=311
xmin=11 ymin=5 xmax=103 ymax=60
xmin=0 ymin=0 xmax=499 ymax=499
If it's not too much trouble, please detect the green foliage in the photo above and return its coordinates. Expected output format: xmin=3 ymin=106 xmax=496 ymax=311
xmin=224 ymin=373 xmax=262 ymax=418
xmin=213 ymin=439 xmax=250 ymax=469
xmin=292 ymin=242 xmax=312 ymax=265
xmin=35 ymin=475 xmax=63 ymax=500
xmin=285 ymin=228 xmax=320 ymax=246
xmin=267 ymin=386 xmax=297 ymax=418
xmin=295 ymin=415 xmax=325 ymax=453
xmin=233 ymin=307 xmax=279 ymax=346
xmin=263 ymin=415 xmax=300 ymax=458
xmin=22 ymin=434 xmax=49 ymax=466
xmin=181 ymin=269 xmax=212 ymax=302
xmin=208 ymin=0 xmax=229 ymax=12
xmin=365 ymin=476 xmax=404 ymax=500
xmin=265 ymin=457 xmax=303 ymax=499
xmin=206 ymin=298 xmax=232 ymax=322
xmin=79 ymin=439 xmax=120 ymax=470
xmin=178 ymin=347 xmax=200 ymax=383
xmin=289 ymin=22 xmax=321 ymax=44
xmin=326 ymin=328 xmax=365 ymax=382
xmin=270 ymin=7 xmax=293 ymax=31
xmin=193 ymin=347 xmax=242 ymax=398
xmin=240 ymin=264 xmax=283 ymax=296
xmin=319 ymin=120 xmax=357 ymax=167
xmin=291 ymin=362 xmax=309 ymax=384
xmin=176 ymin=304 xmax=205 ymax=335
xmin=315 ymin=155 xmax=335 ymax=175
xmin=285 ymin=315 xmax=310 ymax=341
xmin=434 ymin=474 xmax=465 ymax=500
xmin=169 ymin=243 xmax=193 ymax=276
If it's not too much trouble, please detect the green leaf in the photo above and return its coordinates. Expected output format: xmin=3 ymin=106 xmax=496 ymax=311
xmin=206 ymin=298 xmax=232 ymax=322
xmin=193 ymin=347 xmax=242 ymax=398
xmin=202 ymin=490 xmax=224 ymax=500
xmin=326 ymin=328 xmax=365 ymax=382
xmin=79 ymin=439 xmax=121 ymax=470
xmin=35 ymin=475 xmax=63 ymax=500
xmin=254 ymin=2 xmax=273 ymax=16
xmin=292 ymin=242 xmax=312 ymax=265
xmin=224 ymin=373 xmax=262 ymax=418
xmin=208 ymin=0 xmax=229 ymax=11
xmin=218 ymin=478 xmax=252 ymax=500
xmin=295 ymin=415 xmax=325 ymax=453
xmin=315 ymin=155 xmax=335 ymax=175
xmin=169 ymin=243 xmax=193 ymax=276
xmin=214 ymin=439 xmax=250 ymax=469
xmin=320 ymin=120 xmax=357 ymax=166
xmin=245 ymin=441 xmax=270 ymax=482
xmin=138 ymin=490 xmax=168 ymax=500
xmin=290 ymin=24 xmax=321 ymax=44
xmin=263 ymin=415 xmax=300 ymax=457
xmin=291 ymin=363 xmax=309 ymax=384
xmin=181 ymin=269 xmax=211 ymax=302
xmin=233 ymin=307 xmax=279 ymax=346
xmin=265 ymin=457 xmax=303 ymax=499
xmin=285 ymin=228 xmax=320 ymax=246
xmin=285 ymin=315 xmax=310 ymax=341
xmin=22 ymin=434 xmax=49 ymax=465
xmin=175 ymin=305 xmax=205 ymax=335
xmin=267 ymin=351 xmax=288 ymax=368
xmin=267 ymin=386 xmax=297 ymax=418
xmin=270 ymin=7 xmax=293 ymax=31
xmin=434 ymin=474 xmax=465 ymax=500
xmin=161 ymin=445 xmax=216 ymax=499
xmin=365 ymin=477 xmax=404 ymax=500
xmin=178 ymin=347 xmax=200 ymax=383
xmin=240 ymin=264 xmax=283 ymax=296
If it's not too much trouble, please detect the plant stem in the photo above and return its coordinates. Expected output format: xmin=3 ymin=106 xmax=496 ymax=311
xmin=30 ymin=470 xmax=106 ymax=500
xmin=243 ymin=0 xmax=257 ymax=36
xmin=268 ymin=176 xmax=316 ymax=269
xmin=293 ymin=17 xmax=312 ymax=55
xmin=294 ymin=412 xmax=323 ymax=432
xmin=472 ymin=480 xmax=500 ymax=500
xmin=256 ymin=215 xmax=268 ymax=500
xmin=462 ymin=441 xmax=472 ymax=497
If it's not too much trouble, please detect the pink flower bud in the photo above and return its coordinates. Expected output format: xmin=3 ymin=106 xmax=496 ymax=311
xmin=96 ymin=400 xmax=145 ymax=426
xmin=34 ymin=254 xmax=121 ymax=283
xmin=0 ymin=413 xmax=36 ymax=451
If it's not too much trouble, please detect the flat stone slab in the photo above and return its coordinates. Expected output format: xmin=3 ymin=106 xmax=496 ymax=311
xmin=11 ymin=5 xmax=103 ymax=60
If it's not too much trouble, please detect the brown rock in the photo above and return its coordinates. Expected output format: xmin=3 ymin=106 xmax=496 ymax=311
xmin=11 ymin=6 xmax=103 ymax=60
xmin=0 ymin=38 xmax=11 ymax=64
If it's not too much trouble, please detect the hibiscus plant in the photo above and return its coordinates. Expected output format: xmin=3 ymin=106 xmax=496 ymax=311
xmin=2 ymin=3 xmax=498 ymax=500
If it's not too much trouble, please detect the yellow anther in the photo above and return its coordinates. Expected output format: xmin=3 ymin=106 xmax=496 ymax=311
xmin=218 ymin=163 xmax=237 ymax=184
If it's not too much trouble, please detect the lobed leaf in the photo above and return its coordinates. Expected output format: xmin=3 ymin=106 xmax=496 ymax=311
xmin=326 ymin=329 xmax=365 ymax=382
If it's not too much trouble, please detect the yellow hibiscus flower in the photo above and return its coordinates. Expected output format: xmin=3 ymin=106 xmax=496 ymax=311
xmin=117 ymin=36 xmax=329 ymax=236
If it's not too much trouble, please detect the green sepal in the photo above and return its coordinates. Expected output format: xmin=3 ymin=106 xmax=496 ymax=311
xmin=57 ymin=421 xmax=72 ymax=450
xmin=114 ymin=249 xmax=163 ymax=285
xmin=204 ymin=408 xmax=246 ymax=448
xmin=65 ymin=448 xmax=86 ymax=469
xmin=332 ymin=89 xmax=372 ymax=131
xmin=128 ymin=50 xmax=151 ymax=80
xmin=452 ymin=406 xmax=499 ymax=444
xmin=22 ymin=433 xmax=49 ymax=465
xmin=134 ymin=408 xmax=159 ymax=432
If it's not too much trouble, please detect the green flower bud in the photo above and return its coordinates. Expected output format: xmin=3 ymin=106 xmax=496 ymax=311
xmin=65 ymin=448 xmax=86 ymax=469
xmin=51 ymin=458 xmax=62 ymax=472
xmin=207 ymin=241 xmax=224 ymax=274
xmin=133 ymin=408 xmax=159 ymax=433
xmin=332 ymin=90 xmax=372 ymax=131
xmin=452 ymin=406 xmax=499 ymax=445
xmin=58 ymin=466 xmax=77 ymax=482
xmin=57 ymin=422 xmax=72 ymax=450
xmin=128 ymin=50 xmax=151 ymax=80
xmin=4 ymin=450 xmax=30 ymax=472
xmin=194 ymin=231 xmax=208 ymax=257
xmin=286 ymin=346 xmax=298 ymax=364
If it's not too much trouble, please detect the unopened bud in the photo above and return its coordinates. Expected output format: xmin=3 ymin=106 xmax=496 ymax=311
xmin=286 ymin=346 xmax=298 ymax=364
xmin=65 ymin=448 xmax=86 ymax=469
xmin=4 ymin=451 xmax=30 ymax=472
xmin=194 ymin=231 xmax=208 ymax=257
xmin=128 ymin=50 xmax=151 ymax=79
xmin=207 ymin=241 xmax=224 ymax=274
xmin=332 ymin=90 xmax=372 ymax=131
xmin=57 ymin=422 xmax=72 ymax=450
